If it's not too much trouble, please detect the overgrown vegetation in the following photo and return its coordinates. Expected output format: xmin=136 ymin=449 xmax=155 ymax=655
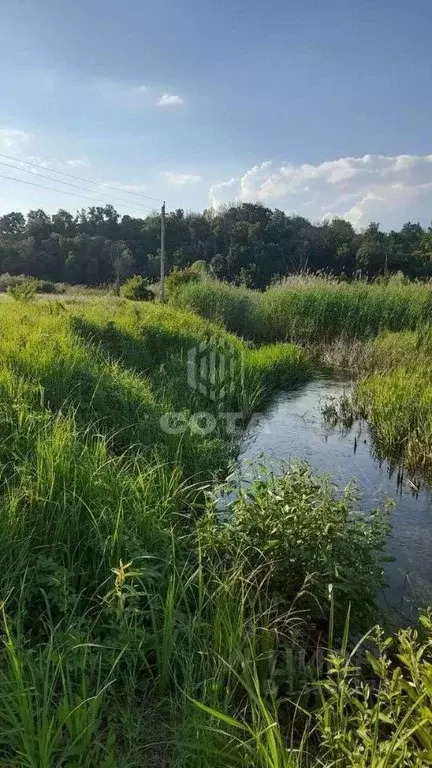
xmin=173 ymin=276 xmax=432 ymax=477
xmin=342 ymin=328 xmax=432 ymax=473
xmin=165 ymin=265 xmax=202 ymax=298
xmin=0 ymin=293 xmax=430 ymax=764
xmin=199 ymin=464 xmax=389 ymax=629
xmin=173 ymin=274 xmax=432 ymax=343
xmin=121 ymin=274 xmax=153 ymax=301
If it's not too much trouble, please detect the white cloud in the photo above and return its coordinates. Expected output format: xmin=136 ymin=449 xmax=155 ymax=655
xmin=64 ymin=158 xmax=88 ymax=168
xmin=25 ymin=155 xmax=52 ymax=168
xmin=99 ymin=180 xmax=148 ymax=191
xmin=162 ymin=171 xmax=201 ymax=185
xmin=91 ymin=80 xmax=186 ymax=109
xmin=0 ymin=129 xmax=31 ymax=151
xmin=116 ymin=183 xmax=148 ymax=192
xmin=158 ymin=92 xmax=184 ymax=106
xmin=208 ymin=154 xmax=432 ymax=229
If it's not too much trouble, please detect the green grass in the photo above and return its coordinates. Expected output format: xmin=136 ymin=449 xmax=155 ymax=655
xmin=173 ymin=275 xmax=432 ymax=343
xmin=346 ymin=328 xmax=432 ymax=474
xmin=174 ymin=276 xmax=432 ymax=476
xmin=0 ymin=295 xmax=430 ymax=765
xmin=318 ymin=326 xmax=432 ymax=474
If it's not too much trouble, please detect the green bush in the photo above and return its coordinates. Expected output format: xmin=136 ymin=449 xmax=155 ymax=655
xmin=317 ymin=609 xmax=432 ymax=767
xmin=122 ymin=274 xmax=153 ymax=301
xmin=8 ymin=278 xmax=36 ymax=302
xmin=203 ymin=607 xmax=432 ymax=767
xmin=198 ymin=463 xmax=390 ymax=628
xmin=165 ymin=266 xmax=202 ymax=298
xmin=0 ymin=274 xmax=60 ymax=295
xmin=34 ymin=279 xmax=58 ymax=293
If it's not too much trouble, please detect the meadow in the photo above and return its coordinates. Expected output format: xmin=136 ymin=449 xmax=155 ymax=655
xmin=0 ymin=293 xmax=431 ymax=766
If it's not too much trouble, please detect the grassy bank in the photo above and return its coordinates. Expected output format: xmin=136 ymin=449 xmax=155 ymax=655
xmin=345 ymin=328 xmax=432 ymax=473
xmin=0 ymin=296 xmax=430 ymax=765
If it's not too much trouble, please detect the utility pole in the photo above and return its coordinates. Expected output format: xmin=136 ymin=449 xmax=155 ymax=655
xmin=160 ymin=201 xmax=166 ymax=302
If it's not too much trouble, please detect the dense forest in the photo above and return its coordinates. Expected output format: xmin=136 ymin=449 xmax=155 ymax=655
xmin=1 ymin=202 xmax=432 ymax=288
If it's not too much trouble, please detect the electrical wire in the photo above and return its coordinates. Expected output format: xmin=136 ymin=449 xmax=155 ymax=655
xmin=0 ymin=171 xmax=160 ymax=214
xmin=0 ymin=151 xmax=164 ymax=203
xmin=0 ymin=159 xmax=155 ymax=213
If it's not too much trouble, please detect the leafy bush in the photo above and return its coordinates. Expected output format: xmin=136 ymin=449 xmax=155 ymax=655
xmin=0 ymin=273 xmax=31 ymax=293
xmin=317 ymin=609 xmax=432 ymax=766
xmin=34 ymin=278 xmax=59 ymax=293
xmin=8 ymin=278 xmax=37 ymax=302
xmin=166 ymin=266 xmax=202 ymax=298
xmin=0 ymin=272 xmax=14 ymax=292
xmin=122 ymin=274 xmax=153 ymax=301
xmin=203 ymin=607 xmax=432 ymax=767
xmin=199 ymin=463 xmax=390 ymax=628
xmin=0 ymin=274 xmax=60 ymax=294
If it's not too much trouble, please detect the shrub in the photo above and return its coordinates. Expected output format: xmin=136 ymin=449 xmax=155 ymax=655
xmin=317 ymin=609 xmax=432 ymax=766
xmin=122 ymin=274 xmax=153 ymax=301
xmin=34 ymin=279 xmax=58 ymax=293
xmin=198 ymin=463 xmax=390 ymax=628
xmin=0 ymin=272 xmax=14 ymax=292
xmin=8 ymin=278 xmax=36 ymax=302
xmin=165 ymin=266 xmax=202 ymax=298
xmin=0 ymin=273 xmax=30 ymax=293
xmin=0 ymin=274 xmax=60 ymax=295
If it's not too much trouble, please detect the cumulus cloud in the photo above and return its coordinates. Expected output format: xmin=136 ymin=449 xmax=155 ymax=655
xmin=209 ymin=154 xmax=432 ymax=229
xmin=158 ymin=93 xmax=184 ymax=106
xmin=0 ymin=129 xmax=31 ymax=151
xmin=162 ymin=171 xmax=201 ymax=185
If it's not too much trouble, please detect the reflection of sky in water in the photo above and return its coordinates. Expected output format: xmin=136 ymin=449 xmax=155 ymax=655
xmin=235 ymin=377 xmax=432 ymax=626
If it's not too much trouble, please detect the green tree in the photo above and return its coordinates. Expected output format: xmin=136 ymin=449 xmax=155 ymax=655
xmin=0 ymin=211 xmax=25 ymax=237
xmin=356 ymin=222 xmax=388 ymax=274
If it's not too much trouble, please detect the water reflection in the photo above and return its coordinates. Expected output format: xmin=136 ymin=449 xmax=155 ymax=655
xmin=236 ymin=377 xmax=432 ymax=625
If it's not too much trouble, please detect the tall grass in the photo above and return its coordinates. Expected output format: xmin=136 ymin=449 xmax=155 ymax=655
xmin=0 ymin=296 xmax=430 ymax=765
xmin=344 ymin=328 xmax=432 ymax=474
xmin=174 ymin=276 xmax=432 ymax=343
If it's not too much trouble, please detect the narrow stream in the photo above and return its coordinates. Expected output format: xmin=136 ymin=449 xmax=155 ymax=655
xmin=237 ymin=377 xmax=432 ymax=625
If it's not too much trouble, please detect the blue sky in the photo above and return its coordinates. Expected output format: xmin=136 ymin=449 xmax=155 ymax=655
xmin=0 ymin=0 xmax=431 ymax=228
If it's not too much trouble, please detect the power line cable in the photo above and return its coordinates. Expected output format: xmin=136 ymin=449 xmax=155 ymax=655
xmin=0 ymin=159 xmax=155 ymax=213
xmin=0 ymin=151 xmax=164 ymax=203
xmin=0 ymin=171 xmax=159 ymax=214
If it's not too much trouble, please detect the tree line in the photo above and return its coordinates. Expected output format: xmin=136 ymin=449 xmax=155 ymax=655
xmin=1 ymin=203 xmax=432 ymax=288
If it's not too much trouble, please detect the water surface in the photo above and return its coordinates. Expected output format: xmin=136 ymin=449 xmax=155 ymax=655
xmin=237 ymin=377 xmax=432 ymax=624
